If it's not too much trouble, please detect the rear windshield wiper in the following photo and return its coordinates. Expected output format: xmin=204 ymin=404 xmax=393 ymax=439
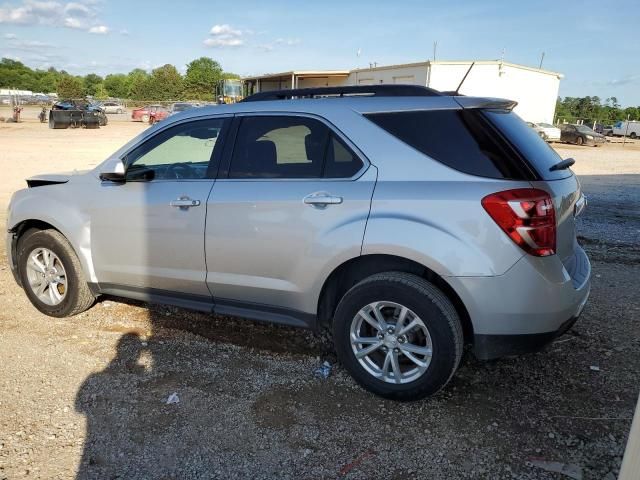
xmin=549 ymin=158 xmax=575 ymax=171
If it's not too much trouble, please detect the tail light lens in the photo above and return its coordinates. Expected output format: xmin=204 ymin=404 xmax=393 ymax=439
xmin=482 ymin=188 xmax=556 ymax=257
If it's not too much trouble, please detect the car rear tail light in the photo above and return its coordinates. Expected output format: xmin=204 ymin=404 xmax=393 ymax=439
xmin=481 ymin=188 xmax=556 ymax=257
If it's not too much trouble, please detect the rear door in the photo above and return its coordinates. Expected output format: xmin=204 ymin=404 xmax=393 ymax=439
xmin=204 ymin=113 xmax=376 ymax=317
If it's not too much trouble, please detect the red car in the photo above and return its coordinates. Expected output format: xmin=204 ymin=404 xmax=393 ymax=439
xmin=131 ymin=105 xmax=169 ymax=123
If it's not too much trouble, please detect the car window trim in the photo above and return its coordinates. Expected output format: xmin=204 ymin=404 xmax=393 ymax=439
xmin=218 ymin=111 xmax=369 ymax=182
xmin=119 ymin=115 xmax=233 ymax=182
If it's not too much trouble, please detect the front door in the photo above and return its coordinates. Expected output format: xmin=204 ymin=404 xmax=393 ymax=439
xmin=205 ymin=114 xmax=376 ymax=316
xmin=90 ymin=117 xmax=229 ymax=297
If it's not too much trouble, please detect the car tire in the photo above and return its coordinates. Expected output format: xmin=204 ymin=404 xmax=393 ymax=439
xmin=630 ymin=132 xmax=637 ymax=139
xmin=576 ymin=136 xmax=584 ymax=146
xmin=141 ymin=114 xmax=149 ymax=123
xmin=17 ymin=229 xmax=95 ymax=318
xmin=332 ymin=272 xmax=463 ymax=401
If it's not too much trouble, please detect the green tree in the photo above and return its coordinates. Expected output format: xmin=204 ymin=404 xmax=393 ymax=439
xmin=146 ymin=64 xmax=183 ymax=100
xmin=183 ymin=57 xmax=223 ymax=100
xmin=103 ymin=73 xmax=129 ymax=98
xmin=57 ymin=75 xmax=84 ymax=98
xmin=83 ymin=73 xmax=104 ymax=96
xmin=94 ymin=83 xmax=109 ymax=100
xmin=126 ymin=69 xmax=150 ymax=100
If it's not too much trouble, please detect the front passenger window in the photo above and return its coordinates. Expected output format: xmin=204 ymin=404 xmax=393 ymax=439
xmin=126 ymin=119 xmax=226 ymax=181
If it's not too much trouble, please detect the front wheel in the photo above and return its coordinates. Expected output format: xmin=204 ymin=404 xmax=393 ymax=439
xmin=332 ymin=272 xmax=463 ymax=401
xmin=141 ymin=114 xmax=149 ymax=123
xmin=576 ymin=136 xmax=584 ymax=146
xmin=17 ymin=229 xmax=95 ymax=317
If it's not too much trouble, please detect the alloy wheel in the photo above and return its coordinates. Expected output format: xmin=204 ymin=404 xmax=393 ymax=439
xmin=25 ymin=247 xmax=67 ymax=306
xmin=350 ymin=301 xmax=433 ymax=384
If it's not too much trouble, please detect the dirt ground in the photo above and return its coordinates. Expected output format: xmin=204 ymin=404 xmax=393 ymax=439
xmin=0 ymin=115 xmax=638 ymax=479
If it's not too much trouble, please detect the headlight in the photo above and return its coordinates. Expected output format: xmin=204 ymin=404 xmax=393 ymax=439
xmin=586 ymin=135 xmax=594 ymax=140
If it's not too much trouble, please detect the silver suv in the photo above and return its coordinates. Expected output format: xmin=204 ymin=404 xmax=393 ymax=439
xmin=6 ymin=86 xmax=590 ymax=400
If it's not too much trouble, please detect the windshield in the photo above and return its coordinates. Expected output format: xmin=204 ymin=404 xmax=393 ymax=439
xmin=538 ymin=122 xmax=554 ymax=128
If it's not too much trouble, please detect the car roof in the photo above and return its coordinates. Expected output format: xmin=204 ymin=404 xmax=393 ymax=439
xmin=165 ymin=95 xmax=514 ymax=123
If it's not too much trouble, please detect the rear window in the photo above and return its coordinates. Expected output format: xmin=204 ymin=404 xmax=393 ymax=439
xmin=485 ymin=110 xmax=571 ymax=180
xmin=365 ymin=110 xmax=530 ymax=179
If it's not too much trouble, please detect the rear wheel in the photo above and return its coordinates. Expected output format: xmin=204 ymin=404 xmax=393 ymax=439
xmin=17 ymin=229 xmax=95 ymax=317
xmin=332 ymin=272 xmax=463 ymax=401
xmin=576 ymin=136 xmax=584 ymax=145
xmin=630 ymin=132 xmax=637 ymax=139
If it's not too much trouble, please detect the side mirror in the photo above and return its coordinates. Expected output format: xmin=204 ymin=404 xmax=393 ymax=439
xmin=99 ymin=158 xmax=126 ymax=182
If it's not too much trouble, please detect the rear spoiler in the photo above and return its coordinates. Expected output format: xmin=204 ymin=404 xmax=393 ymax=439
xmin=453 ymin=96 xmax=518 ymax=111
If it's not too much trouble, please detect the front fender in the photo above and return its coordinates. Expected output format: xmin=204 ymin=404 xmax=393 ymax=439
xmin=7 ymin=183 xmax=97 ymax=283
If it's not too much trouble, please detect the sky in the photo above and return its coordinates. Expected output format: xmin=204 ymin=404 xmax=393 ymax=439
xmin=1 ymin=0 xmax=639 ymax=106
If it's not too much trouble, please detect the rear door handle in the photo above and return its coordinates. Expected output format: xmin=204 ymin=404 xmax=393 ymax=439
xmin=170 ymin=197 xmax=201 ymax=208
xmin=303 ymin=193 xmax=343 ymax=208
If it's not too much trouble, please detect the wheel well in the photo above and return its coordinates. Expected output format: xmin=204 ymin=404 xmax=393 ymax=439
xmin=317 ymin=254 xmax=473 ymax=342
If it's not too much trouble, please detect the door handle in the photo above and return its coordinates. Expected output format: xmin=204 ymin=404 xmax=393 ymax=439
xmin=170 ymin=197 xmax=201 ymax=208
xmin=303 ymin=193 xmax=343 ymax=208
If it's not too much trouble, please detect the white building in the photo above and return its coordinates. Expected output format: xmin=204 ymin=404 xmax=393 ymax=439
xmin=243 ymin=60 xmax=563 ymax=124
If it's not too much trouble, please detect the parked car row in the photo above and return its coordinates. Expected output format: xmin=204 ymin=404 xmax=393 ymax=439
xmin=131 ymin=102 xmax=200 ymax=123
xmin=526 ymin=121 xmax=607 ymax=146
xmin=525 ymin=122 xmax=561 ymax=142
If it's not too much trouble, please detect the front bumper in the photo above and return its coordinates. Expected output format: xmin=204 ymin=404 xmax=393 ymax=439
xmin=446 ymin=246 xmax=591 ymax=360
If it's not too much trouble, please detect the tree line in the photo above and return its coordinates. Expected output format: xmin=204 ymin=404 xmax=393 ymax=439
xmin=555 ymin=96 xmax=639 ymax=124
xmin=0 ymin=57 xmax=239 ymax=101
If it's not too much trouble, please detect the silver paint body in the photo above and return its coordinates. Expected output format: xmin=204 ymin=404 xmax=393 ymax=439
xmin=6 ymin=96 xmax=590 ymax=335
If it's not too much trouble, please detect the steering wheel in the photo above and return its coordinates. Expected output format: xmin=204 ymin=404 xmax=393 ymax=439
xmin=165 ymin=162 xmax=196 ymax=179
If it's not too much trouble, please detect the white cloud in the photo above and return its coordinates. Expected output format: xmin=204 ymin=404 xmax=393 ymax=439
xmin=257 ymin=37 xmax=302 ymax=52
xmin=0 ymin=0 xmax=110 ymax=33
xmin=88 ymin=24 xmax=108 ymax=34
xmin=3 ymin=32 xmax=17 ymax=39
xmin=204 ymin=23 xmax=244 ymax=48
xmin=119 ymin=28 xmax=128 ymax=36
xmin=275 ymin=38 xmax=301 ymax=46
xmin=204 ymin=37 xmax=243 ymax=47
xmin=210 ymin=24 xmax=241 ymax=36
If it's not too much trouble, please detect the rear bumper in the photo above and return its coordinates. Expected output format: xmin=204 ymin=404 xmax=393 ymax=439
xmin=473 ymin=314 xmax=581 ymax=360
xmin=446 ymin=245 xmax=591 ymax=359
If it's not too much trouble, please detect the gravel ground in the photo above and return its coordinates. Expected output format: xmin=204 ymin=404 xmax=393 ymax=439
xmin=0 ymin=120 xmax=638 ymax=479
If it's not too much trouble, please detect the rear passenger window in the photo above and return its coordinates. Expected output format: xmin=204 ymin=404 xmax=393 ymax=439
xmin=365 ymin=110 xmax=527 ymax=179
xmin=229 ymin=116 xmax=364 ymax=179
xmin=229 ymin=116 xmax=328 ymax=178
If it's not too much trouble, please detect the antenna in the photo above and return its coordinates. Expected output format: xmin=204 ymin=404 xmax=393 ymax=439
xmin=455 ymin=61 xmax=475 ymax=95
xmin=539 ymin=51 xmax=545 ymax=69
xmin=433 ymin=41 xmax=438 ymax=61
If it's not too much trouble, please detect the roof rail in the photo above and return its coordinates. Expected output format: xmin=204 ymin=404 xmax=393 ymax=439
xmin=241 ymin=85 xmax=442 ymax=102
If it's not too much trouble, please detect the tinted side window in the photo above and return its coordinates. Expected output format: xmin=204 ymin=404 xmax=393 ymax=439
xmin=484 ymin=110 xmax=570 ymax=180
xmin=324 ymin=135 xmax=363 ymax=178
xmin=365 ymin=110 xmax=529 ymax=179
xmin=125 ymin=118 xmax=227 ymax=181
xmin=229 ymin=116 xmax=329 ymax=179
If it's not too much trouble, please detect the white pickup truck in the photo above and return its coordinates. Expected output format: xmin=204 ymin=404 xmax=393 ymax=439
xmin=613 ymin=121 xmax=640 ymax=138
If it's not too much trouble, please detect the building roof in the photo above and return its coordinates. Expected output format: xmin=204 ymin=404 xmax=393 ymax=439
xmin=242 ymin=70 xmax=350 ymax=81
xmin=351 ymin=60 xmax=563 ymax=78
xmin=243 ymin=60 xmax=563 ymax=82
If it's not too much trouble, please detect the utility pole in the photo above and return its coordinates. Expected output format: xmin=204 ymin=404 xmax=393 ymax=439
xmin=539 ymin=51 xmax=545 ymax=69
xmin=433 ymin=41 xmax=438 ymax=62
